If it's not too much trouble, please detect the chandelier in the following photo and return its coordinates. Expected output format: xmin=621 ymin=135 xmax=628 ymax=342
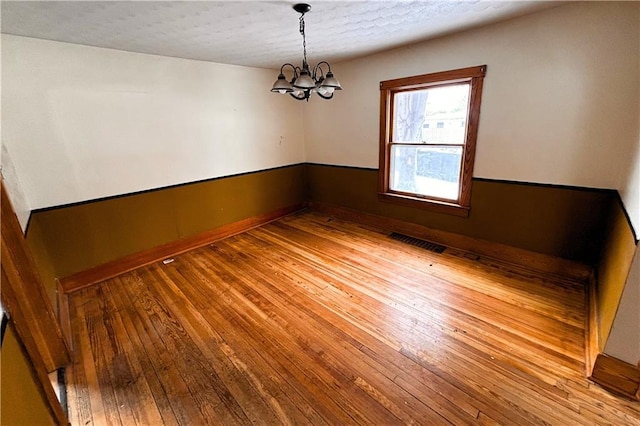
xmin=271 ymin=3 xmax=342 ymax=101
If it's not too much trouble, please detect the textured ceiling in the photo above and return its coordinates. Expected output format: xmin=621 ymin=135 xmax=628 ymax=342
xmin=2 ymin=1 xmax=560 ymax=70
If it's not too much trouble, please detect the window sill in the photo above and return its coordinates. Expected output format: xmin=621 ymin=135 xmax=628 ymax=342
xmin=377 ymin=192 xmax=470 ymax=217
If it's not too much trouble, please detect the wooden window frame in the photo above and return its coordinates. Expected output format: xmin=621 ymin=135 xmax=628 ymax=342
xmin=378 ymin=65 xmax=486 ymax=217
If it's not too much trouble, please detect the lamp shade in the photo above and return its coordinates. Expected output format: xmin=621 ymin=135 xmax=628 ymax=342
xmin=293 ymin=70 xmax=316 ymax=89
xmin=321 ymin=71 xmax=342 ymax=90
xmin=271 ymin=74 xmax=293 ymax=93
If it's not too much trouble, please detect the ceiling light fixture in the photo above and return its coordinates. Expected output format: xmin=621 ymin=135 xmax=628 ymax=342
xmin=271 ymin=3 xmax=342 ymax=101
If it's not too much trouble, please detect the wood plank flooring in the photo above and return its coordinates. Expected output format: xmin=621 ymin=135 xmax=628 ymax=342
xmin=65 ymin=211 xmax=640 ymax=425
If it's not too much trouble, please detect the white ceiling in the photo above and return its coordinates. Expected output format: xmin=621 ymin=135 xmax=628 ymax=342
xmin=1 ymin=1 xmax=560 ymax=70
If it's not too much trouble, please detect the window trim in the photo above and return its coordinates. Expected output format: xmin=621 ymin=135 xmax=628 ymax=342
xmin=378 ymin=65 xmax=486 ymax=217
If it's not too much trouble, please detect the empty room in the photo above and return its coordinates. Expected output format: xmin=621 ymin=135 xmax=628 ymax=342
xmin=1 ymin=1 xmax=639 ymax=425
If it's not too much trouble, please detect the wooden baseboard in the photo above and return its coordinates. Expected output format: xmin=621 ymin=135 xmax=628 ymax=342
xmin=60 ymin=203 xmax=307 ymax=293
xmin=309 ymin=202 xmax=592 ymax=281
xmin=589 ymin=353 xmax=640 ymax=400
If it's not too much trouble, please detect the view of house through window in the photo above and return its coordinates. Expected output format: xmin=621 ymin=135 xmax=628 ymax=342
xmin=390 ymin=84 xmax=469 ymax=200
xmin=379 ymin=66 xmax=486 ymax=216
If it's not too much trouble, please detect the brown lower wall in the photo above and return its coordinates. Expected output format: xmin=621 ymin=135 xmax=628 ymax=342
xmin=597 ymin=197 xmax=638 ymax=350
xmin=27 ymin=162 xmax=622 ymax=282
xmin=306 ymin=163 xmax=612 ymax=264
xmin=1 ymin=324 xmax=55 ymax=426
xmin=26 ymin=165 xmax=307 ymax=290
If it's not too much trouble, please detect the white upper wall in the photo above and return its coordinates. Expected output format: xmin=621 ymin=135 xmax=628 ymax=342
xmin=304 ymin=1 xmax=640 ymax=231
xmin=1 ymin=35 xmax=305 ymax=212
xmin=2 ymin=3 xmax=639 ymax=233
xmin=1 ymin=145 xmax=30 ymax=229
xmin=620 ymin=77 xmax=640 ymax=239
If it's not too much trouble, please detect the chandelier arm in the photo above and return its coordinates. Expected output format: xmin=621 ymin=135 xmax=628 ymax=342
xmin=312 ymin=64 xmax=324 ymax=81
xmin=279 ymin=63 xmax=301 ymax=85
xmin=317 ymin=91 xmax=334 ymax=100
xmin=313 ymin=61 xmax=332 ymax=80
xmin=314 ymin=61 xmax=332 ymax=73
xmin=279 ymin=63 xmax=297 ymax=75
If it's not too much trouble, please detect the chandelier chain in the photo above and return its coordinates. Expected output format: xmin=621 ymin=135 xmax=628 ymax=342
xmin=299 ymin=13 xmax=307 ymax=66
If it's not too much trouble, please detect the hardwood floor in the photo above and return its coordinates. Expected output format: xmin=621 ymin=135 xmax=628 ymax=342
xmin=65 ymin=211 xmax=640 ymax=425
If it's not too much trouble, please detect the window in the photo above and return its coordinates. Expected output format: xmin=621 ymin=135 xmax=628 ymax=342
xmin=378 ymin=65 xmax=486 ymax=217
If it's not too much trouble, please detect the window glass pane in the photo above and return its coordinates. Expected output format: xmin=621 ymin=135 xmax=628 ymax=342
xmin=390 ymin=145 xmax=462 ymax=200
xmin=423 ymin=84 xmax=469 ymax=144
xmin=393 ymin=84 xmax=469 ymax=144
xmin=393 ymin=89 xmax=428 ymax=143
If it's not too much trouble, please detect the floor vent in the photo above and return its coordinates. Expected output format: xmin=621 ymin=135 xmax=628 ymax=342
xmin=389 ymin=232 xmax=446 ymax=253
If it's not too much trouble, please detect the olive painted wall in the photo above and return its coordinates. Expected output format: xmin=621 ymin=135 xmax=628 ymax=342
xmin=26 ymin=165 xmax=306 ymax=283
xmin=1 ymin=324 xmax=55 ymax=426
xmin=306 ymin=164 xmax=612 ymax=264
xmin=597 ymin=199 xmax=638 ymax=350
